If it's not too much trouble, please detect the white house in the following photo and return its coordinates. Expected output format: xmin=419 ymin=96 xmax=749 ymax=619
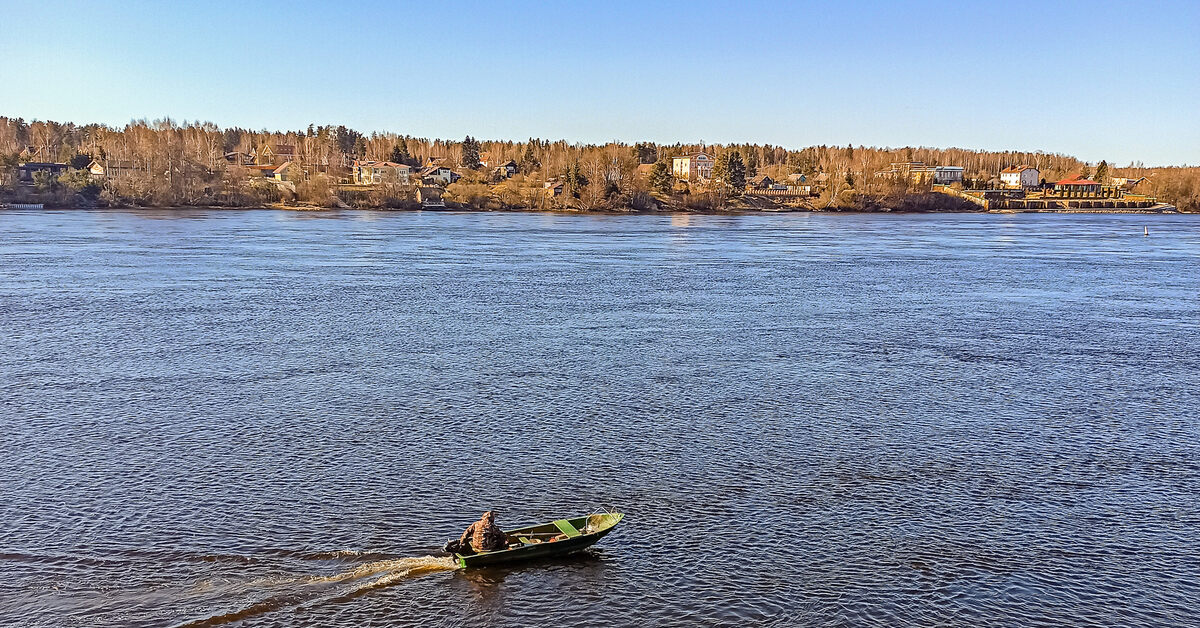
xmin=671 ymin=153 xmax=714 ymax=181
xmin=932 ymin=166 xmax=964 ymax=185
xmin=1000 ymin=166 xmax=1039 ymax=189
xmin=420 ymin=164 xmax=461 ymax=185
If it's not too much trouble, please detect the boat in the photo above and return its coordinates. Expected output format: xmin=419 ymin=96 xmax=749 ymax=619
xmin=444 ymin=512 xmax=624 ymax=568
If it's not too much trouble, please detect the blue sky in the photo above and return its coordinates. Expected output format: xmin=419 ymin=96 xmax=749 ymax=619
xmin=1 ymin=0 xmax=1197 ymax=164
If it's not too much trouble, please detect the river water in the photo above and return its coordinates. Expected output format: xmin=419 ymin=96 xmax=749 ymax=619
xmin=2 ymin=209 xmax=1199 ymax=627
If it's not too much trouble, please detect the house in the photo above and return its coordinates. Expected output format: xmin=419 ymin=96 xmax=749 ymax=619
xmin=1112 ymin=176 xmax=1147 ymax=189
xmin=544 ymin=180 xmax=564 ymax=197
xmin=420 ymin=164 xmax=461 ymax=185
xmin=353 ymin=160 xmax=412 ymax=185
xmin=495 ymin=160 xmax=518 ymax=179
xmin=273 ymin=161 xmax=304 ymax=183
xmin=1000 ymin=166 xmax=1040 ymax=189
xmin=256 ymin=144 xmax=296 ymax=165
xmin=15 ymin=162 xmax=68 ymax=183
xmin=86 ymin=159 xmax=137 ymax=181
xmin=749 ymin=174 xmax=777 ymax=189
xmin=875 ymin=162 xmax=963 ymax=185
xmin=671 ymin=153 xmax=715 ymax=181
xmin=787 ymin=184 xmax=815 ymax=195
xmin=932 ymin=166 xmax=964 ymax=184
xmin=1054 ymin=175 xmax=1101 ymax=194
xmin=272 ymin=144 xmax=296 ymax=162
xmin=224 ymin=151 xmax=254 ymax=165
xmin=787 ymin=173 xmax=807 ymax=184
xmin=246 ymin=164 xmax=279 ymax=179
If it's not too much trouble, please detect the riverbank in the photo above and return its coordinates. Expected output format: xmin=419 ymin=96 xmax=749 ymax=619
xmin=2 ymin=200 xmax=1185 ymax=214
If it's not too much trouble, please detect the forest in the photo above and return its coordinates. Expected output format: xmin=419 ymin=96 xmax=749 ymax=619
xmin=1 ymin=117 xmax=1196 ymax=212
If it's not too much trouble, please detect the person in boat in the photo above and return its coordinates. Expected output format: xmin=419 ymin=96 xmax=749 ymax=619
xmin=458 ymin=511 xmax=507 ymax=552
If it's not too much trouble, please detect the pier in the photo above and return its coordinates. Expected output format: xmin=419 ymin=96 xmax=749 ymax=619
xmin=932 ymin=185 xmax=1170 ymax=212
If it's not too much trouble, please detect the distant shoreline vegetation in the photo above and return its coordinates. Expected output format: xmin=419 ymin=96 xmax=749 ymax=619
xmin=2 ymin=117 xmax=1196 ymax=213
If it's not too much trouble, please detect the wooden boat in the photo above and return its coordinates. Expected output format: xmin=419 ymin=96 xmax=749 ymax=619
xmin=445 ymin=512 xmax=624 ymax=568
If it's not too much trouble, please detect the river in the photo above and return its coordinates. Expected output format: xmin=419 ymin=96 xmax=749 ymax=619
xmin=2 ymin=209 xmax=1198 ymax=626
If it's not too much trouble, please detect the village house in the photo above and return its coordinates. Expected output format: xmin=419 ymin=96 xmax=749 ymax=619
xmin=1054 ymin=175 xmax=1102 ymax=194
xmin=86 ymin=159 xmax=137 ymax=181
xmin=15 ymin=162 xmax=68 ymax=183
xmin=246 ymin=164 xmax=279 ymax=179
xmin=750 ymin=174 xmax=775 ymax=189
xmin=788 ymin=183 xmax=815 ymax=195
xmin=1112 ymin=176 xmax=1147 ymax=189
xmin=672 ymin=153 xmax=714 ymax=181
xmin=876 ymin=161 xmax=964 ymax=185
xmin=256 ymin=144 xmax=296 ymax=165
xmin=223 ymin=151 xmax=254 ymax=165
xmin=1000 ymin=165 xmax=1040 ymax=189
xmin=544 ymin=180 xmax=564 ymax=197
xmin=353 ymin=160 xmax=413 ymax=185
xmin=493 ymin=160 xmax=518 ymax=179
xmin=272 ymin=162 xmax=304 ymax=183
xmin=420 ymin=164 xmax=461 ymax=185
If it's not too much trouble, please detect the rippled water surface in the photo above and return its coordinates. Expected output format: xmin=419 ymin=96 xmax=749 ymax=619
xmin=2 ymin=209 xmax=1199 ymax=627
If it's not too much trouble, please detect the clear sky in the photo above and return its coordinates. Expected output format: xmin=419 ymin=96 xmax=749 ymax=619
xmin=2 ymin=0 xmax=1197 ymax=165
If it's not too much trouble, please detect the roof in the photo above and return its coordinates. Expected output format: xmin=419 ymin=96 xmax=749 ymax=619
xmin=1001 ymin=165 xmax=1037 ymax=173
xmin=1057 ymin=175 xmax=1100 ymax=186
xmin=273 ymin=162 xmax=295 ymax=174
xmin=420 ymin=165 xmax=453 ymax=176
xmin=91 ymin=160 xmax=137 ymax=169
xmin=674 ymin=152 xmax=712 ymax=161
xmin=273 ymin=144 xmax=295 ymax=153
xmin=358 ymin=160 xmax=411 ymax=170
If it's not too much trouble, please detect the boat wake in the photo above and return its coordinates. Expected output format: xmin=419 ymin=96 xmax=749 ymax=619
xmin=174 ymin=555 xmax=457 ymax=627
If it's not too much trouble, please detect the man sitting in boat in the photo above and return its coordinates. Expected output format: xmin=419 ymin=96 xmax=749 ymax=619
xmin=458 ymin=511 xmax=507 ymax=552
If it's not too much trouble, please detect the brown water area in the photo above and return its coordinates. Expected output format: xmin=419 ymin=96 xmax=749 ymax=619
xmin=2 ymin=209 xmax=1199 ymax=626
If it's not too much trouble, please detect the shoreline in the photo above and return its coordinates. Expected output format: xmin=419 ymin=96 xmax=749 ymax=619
xmin=1 ymin=202 xmax=1184 ymax=215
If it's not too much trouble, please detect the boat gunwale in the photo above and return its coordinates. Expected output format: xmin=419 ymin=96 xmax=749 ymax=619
xmin=450 ymin=513 xmax=623 ymax=568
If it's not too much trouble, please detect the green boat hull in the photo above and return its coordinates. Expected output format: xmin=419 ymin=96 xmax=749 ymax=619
xmin=449 ymin=513 xmax=624 ymax=568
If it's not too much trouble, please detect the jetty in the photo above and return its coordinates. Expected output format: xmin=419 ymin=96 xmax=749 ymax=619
xmin=933 ymin=185 xmax=1170 ymax=213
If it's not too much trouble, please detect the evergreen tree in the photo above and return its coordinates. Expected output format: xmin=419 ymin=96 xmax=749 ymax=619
xmin=713 ymin=153 xmax=731 ymax=185
xmin=745 ymin=151 xmax=759 ymax=178
xmin=565 ymin=161 xmax=587 ymax=198
xmin=648 ymin=160 xmax=673 ymax=194
xmin=634 ymin=142 xmax=657 ymax=164
xmin=728 ymin=151 xmax=746 ymax=192
xmin=1095 ymin=160 xmax=1110 ymax=184
xmin=389 ymin=141 xmax=411 ymax=165
xmin=520 ymin=142 xmax=540 ymax=173
xmin=461 ymin=136 xmax=481 ymax=169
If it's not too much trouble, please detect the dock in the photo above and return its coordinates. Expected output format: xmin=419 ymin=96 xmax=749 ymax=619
xmin=933 ymin=185 xmax=1170 ymax=212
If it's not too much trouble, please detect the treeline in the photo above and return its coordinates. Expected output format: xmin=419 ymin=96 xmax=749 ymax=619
xmin=1 ymin=116 xmax=1196 ymax=211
